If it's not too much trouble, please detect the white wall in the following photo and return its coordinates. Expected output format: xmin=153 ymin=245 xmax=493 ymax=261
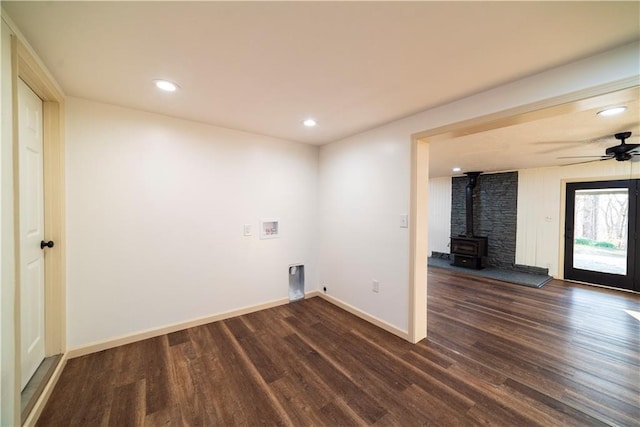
xmin=318 ymin=128 xmax=411 ymax=331
xmin=428 ymin=177 xmax=452 ymax=256
xmin=318 ymin=41 xmax=639 ymax=334
xmin=516 ymin=160 xmax=640 ymax=277
xmin=0 ymin=17 xmax=17 ymax=427
xmin=65 ymin=97 xmax=319 ymax=348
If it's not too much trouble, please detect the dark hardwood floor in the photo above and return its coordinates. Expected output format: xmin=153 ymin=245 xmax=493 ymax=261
xmin=37 ymin=268 xmax=640 ymax=426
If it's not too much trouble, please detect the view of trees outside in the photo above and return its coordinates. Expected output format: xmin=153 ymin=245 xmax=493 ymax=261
xmin=573 ymin=188 xmax=628 ymax=275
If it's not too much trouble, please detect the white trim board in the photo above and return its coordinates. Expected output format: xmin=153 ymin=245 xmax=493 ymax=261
xmin=65 ymin=290 xmax=412 ymax=360
xmin=22 ymin=353 xmax=67 ymax=427
xmin=67 ymin=292 xmax=321 ymax=359
xmin=317 ymin=293 xmax=410 ymax=341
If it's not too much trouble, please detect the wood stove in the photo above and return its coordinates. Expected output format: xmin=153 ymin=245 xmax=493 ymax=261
xmin=451 ymin=236 xmax=488 ymax=269
xmin=451 ymin=172 xmax=488 ymax=269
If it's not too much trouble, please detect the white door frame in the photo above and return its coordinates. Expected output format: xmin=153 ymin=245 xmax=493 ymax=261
xmin=11 ymin=35 xmax=66 ymax=423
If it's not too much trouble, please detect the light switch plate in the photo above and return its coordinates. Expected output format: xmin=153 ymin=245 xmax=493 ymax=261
xmin=400 ymin=214 xmax=409 ymax=228
xmin=243 ymin=224 xmax=252 ymax=236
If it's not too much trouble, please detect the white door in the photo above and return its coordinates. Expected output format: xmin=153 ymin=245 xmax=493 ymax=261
xmin=18 ymin=79 xmax=46 ymax=390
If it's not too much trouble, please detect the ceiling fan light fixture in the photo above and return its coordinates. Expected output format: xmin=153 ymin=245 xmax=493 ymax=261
xmin=597 ymin=106 xmax=626 ymax=117
xmin=560 ymin=131 xmax=638 ymax=164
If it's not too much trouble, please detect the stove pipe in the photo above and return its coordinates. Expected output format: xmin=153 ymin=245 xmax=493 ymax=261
xmin=464 ymin=172 xmax=482 ymax=237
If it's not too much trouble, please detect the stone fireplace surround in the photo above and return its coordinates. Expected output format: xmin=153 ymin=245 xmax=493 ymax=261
xmin=443 ymin=171 xmax=547 ymax=275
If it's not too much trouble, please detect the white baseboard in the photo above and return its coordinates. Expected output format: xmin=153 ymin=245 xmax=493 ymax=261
xmin=23 ymin=353 xmax=68 ymax=427
xmin=67 ymin=290 xmax=408 ymax=359
xmin=317 ymin=292 xmax=410 ymax=341
xmin=68 ymin=294 xmax=315 ymax=359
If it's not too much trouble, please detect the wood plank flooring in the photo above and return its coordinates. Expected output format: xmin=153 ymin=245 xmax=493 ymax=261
xmin=37 ymin=269 xmax=640 ymax=426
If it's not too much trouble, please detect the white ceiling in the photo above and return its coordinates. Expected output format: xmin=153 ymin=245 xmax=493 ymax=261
xmin=429 ymin=89 xmax=640 ymax=177
xmin=3 ymin=1 xmax=640 ymax=176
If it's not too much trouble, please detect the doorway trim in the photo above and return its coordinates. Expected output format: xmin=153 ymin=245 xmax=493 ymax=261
xmin=408 ymin=81 xmax=639 ymax=344
xmin=408 ymin=138 xmax=428 ymax=343
xmin=12 ymin=35 xmax=66 ymax=424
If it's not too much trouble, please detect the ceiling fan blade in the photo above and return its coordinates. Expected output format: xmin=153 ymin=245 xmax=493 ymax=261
xmin=557 ymin=155 xmax=610 ymax=159
xmin=538 ymin=144 xmax=585 ymax=155
xmin=534 ymin=141 xmax=582 ymax=145
xmin=534 ymin=135 xmax=611 ymax=146
xmin=560 ymin=158 xmax=612 ymax=166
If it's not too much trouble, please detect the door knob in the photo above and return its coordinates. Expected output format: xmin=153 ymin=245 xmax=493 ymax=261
xmin=40 ymin=240 xmax=54 ymax=249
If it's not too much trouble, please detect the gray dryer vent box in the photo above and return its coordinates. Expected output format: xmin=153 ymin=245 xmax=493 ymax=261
xmin=288 ymin=265 xmax=304 ymax=302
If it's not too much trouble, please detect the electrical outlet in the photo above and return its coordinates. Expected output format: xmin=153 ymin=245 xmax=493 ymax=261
xmin=372 ymin=280 xmax=379 ymax=293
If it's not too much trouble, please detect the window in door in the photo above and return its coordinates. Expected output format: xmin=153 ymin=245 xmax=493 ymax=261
xmin=564 ymin=179 xmax=639 ymax=291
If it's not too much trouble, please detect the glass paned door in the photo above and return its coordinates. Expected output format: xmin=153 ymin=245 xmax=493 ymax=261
xmin=565 ymin=180 xmax=639 ymax=291
xmin=572 ymin=188 xmax=628 ymax=275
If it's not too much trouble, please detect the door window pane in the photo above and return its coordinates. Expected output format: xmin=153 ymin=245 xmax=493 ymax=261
xmin=573 ymin=188 xmax=628 ymax=275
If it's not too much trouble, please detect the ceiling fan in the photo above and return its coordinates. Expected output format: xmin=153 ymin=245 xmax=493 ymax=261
xmin=559 ymin=131 xmax=640 ymax=163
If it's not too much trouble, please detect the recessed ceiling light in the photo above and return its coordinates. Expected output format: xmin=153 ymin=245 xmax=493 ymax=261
xmin=597 ymin=106 xmax=626 ymax=117
xmin=452 ymin=167 xmax=461 ymax=172
xmin=154 ymin=79 xmax=178 ymax=92
xmin=303 ymin=118 xmax=317 ymax=127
